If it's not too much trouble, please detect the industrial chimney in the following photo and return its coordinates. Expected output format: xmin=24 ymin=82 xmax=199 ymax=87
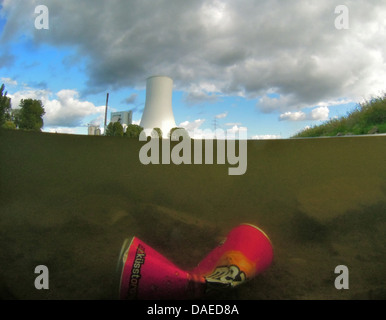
xmin=140 ymin=76 xmax=177 ymax=138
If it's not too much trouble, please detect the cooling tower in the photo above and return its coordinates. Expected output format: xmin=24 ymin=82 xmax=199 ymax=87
xmin=140 ymin=76 xmax=177 ymax=138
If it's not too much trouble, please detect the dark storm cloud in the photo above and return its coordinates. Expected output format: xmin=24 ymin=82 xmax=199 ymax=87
xmin=1 ymin=0 xmax=385 ymax=112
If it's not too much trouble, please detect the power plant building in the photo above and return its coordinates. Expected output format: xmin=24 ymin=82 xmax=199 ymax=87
xmin=110 ymin=110 xmax=133 ymax=131
xmin=140 ymin=76 xmax=177 ymax=138
xmin=88 ymin=125 xmax=101 ymax=136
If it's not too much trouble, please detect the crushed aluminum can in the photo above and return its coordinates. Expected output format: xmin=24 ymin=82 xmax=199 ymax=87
xmin=117 ymin=223 xmax=273 ymax=300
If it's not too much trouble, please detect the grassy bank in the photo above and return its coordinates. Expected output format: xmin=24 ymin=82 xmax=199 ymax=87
xmin=292 ymin=94 xmax=386 ymax=138
xmin=0 ymin=129 xmax=386 ymax=299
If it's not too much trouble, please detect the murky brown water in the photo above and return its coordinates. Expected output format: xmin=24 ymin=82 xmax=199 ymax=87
xmin=1 ymin=130 xmax=385 ymax=299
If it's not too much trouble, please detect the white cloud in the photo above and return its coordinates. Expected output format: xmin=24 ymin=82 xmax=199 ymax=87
xmin=179 ymin=119 xmax=215 ymax=139
xmin=279 ymin=111 xmax=307 ymax=121
xmin=251 ymin=134 xmax=282 ymax=140
xmin=8 ymin=88 xmax=105 ymax=127
xmin=310 ymin=106 xmax=329 ymax=121
xmin=44 ymin=89 xmax=105 ymax=127
xmin=178 ymin=118 xmax=247 ymax=139
xmin=1 ymin=77 xmax=17 ymax=86
xmin=227 ymin=124 xmax=247 ymax=135
xmin=225 ymin=122 xmax=242 ymax=126
xmin=215 ymin=112 xmax=228 ymax=119
xmin=179 ymin=119 xmax=206 ymax=132
xmin=8 ymin=89 xmax=51 ymax=109
xmin=279 ymin=106 xmax=330 ymax=122
xmin=44 ymin=127 xmax=78 ymax=135
xmin=315 ymin=98 xmax=353 ymax=108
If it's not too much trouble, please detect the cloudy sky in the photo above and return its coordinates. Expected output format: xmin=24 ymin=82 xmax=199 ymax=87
xmin=1 ymin=0 xmax=385 ymax=138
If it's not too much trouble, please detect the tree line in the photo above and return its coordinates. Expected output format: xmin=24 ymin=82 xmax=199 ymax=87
xmin=105 ymin=121 xmax=189 ymax=139
xmin=105 ymin=121 xmax=144 ymax=138
xmin=0 ymin=84 xmax=45 ymax=131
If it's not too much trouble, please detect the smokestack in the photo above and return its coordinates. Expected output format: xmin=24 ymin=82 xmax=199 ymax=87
xmin=104 ymin=92 xmax=109 ymax=133
xmin=140 ymin=76 xmax=176 ymax=138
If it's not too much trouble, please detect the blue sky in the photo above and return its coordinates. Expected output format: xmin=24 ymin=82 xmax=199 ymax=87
xmin=1 ymin=0 xmax=385 ymax=138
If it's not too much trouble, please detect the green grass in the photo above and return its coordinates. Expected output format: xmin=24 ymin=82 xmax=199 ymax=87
xmin=292 ymin=93 xmax=386 ymax=138
xmin=0 ymin=129 xmax=386 ymax=299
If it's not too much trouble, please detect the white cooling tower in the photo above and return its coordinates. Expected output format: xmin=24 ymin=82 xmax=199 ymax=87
xmin=140 ymin=76 xmax=177 ymax=138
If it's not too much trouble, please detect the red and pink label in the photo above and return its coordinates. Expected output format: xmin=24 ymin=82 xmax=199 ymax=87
xmin=118 ymin=223 xmax=273 ymax=299
xmin=119 ymin=237 xmax=205 ymax=300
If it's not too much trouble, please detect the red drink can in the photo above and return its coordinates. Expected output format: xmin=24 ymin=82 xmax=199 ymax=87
xmin=117 ymin=223 xmax=273 ymax=299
